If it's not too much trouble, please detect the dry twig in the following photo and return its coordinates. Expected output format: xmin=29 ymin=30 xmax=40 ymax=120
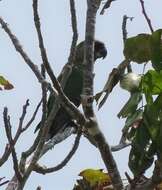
xmin=34 ymin=129 xmax=82 ymax=174
xmin=0 ymin=177 xmax=9 ymax=187
xmin=139 ymin=0 xmax=154 ymax=33
xmin=3 ymin=108 xmax=22 ymax=182
xmin=100 ymin=0 xmax=116 ymax=15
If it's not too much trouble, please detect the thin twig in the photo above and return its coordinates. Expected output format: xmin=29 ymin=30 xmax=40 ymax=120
xmin=139 ymin=0 xmax=154 ymax=33
xmin=111 ymin=142 xmax=131 ymax=152
xmin=34 ymin=129 xmax=82 ymax=174
xmin=0 ymin=144 xmax=10 ymax=166
xmin=22 ymin=99 xmax=42 ymax=132
xmin=0 ymin=17 xmax=44 ymax=82
xmin=68 ymin=0 xmax=78 ymax=65
xmin=16 ymin=1 xmax=80 ymax=188
xmin=0 ymin=180 xmax=9 ymax=186
xmin=0 ymin=100 xmax=41 ymax=167
xmin=18 ymin=79 xmax=48 ymax=190
xmin=0 ymin=98 xmax=30 ymax=168
xmin=20 ymin=2 xmax=50 ymax=183
xmin=3 ymin=108 xmax=22 ymax=182
xmin=18 ymin=99 xmax=30 ymax=131
xmin=0 ymin=177 xmax=9 ymax=187
xmin=32 ymin=0 xmax=84 ymax=124
xmin=56 ymin=0 xmax=78 ymax=88
xmin=122 ymin=15 xmax=133 ymax=73
xmin=0 ymin=9 xmax=83 ymax=134
xmin=100 ymin=0 xmax=116 ymax=15
xmin=33 ymin=0 xmax=56 ymax=87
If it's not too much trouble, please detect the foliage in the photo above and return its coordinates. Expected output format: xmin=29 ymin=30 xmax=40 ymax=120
xmin=124 ymin=29 xmax=162 ymax=70
xmin=94 ymin=28 xmax=162 ymax=180
xmin=124 ymin=33 xmax=151 ymax=63
xmin=93 ymin=28 xmax=162 ymax=178
xmin=119 ymin=31 xmax=162 ymax=176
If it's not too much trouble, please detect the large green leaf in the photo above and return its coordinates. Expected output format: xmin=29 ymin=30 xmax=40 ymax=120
xmin=129 ymin=123 xmax=154 ymax=175
xmin=129 ymin=142 xmax=155 ymax=176
xmin=122 ymin=109 xmax=143 ymax=141
xmin=124 ymin=109 xmax=143 ymax=129
xmin=150 ymin=29 xmax=162 ymax=71
xmin=156 ymin=123 xmax=162 ymax=155
xmin=141 ymin=70 xmax=162 ymax=95
xmin=144 ymin=94 xmax=162 ymax=140
xmin=124 ymin=33 xmax=151 ymax=63
xmin=117 ymin=92 xmax=142 ymax=118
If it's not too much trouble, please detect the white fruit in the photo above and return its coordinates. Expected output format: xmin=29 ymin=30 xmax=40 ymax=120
xmin=120 ymin=73 xmax=142 ymax=92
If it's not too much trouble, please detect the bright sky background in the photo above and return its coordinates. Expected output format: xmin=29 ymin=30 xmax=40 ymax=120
xmin=0 ymin=0 xmax=162 ymax=189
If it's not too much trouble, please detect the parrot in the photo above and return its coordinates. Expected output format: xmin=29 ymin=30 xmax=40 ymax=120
xmin=35 ymin=40 xmax=107 ymax=140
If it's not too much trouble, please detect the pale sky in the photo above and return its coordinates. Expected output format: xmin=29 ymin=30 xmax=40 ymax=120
xmin=0 ymin=0 xmax=162 ymax=189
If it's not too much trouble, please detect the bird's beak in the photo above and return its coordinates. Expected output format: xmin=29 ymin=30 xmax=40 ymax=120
xmin=102 ymin=49 xmax=107 ymax=59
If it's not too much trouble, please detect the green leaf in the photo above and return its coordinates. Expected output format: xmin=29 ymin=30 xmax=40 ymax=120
xmin=156 ymin=124 xmax=162 ymax=155
xmin=129 ymin=142 xmax=155 ymax=176
xmin=0 ymin=75 xmax=14 ymax=90
xmin=150 ymin=29 xmax=162 ymax=71
xmin=124 ymin=33 xmax=151 ymax=63
xmin=144 ymin=93 xmax=153 ymax=105
xmin=141 ymin=70 xmax=162 ymax=95
xmin=124 ymin=109 xmax=143 ymax=129
xmin=129 ymin=123 xmax=154 ymax=175
xmin=122 ymin=109 xmax=143 ymax=142
xmin=117 ymin=92 xmax=142 ymax=118
xmin=144 ymin=94 xmax=162 ymax=140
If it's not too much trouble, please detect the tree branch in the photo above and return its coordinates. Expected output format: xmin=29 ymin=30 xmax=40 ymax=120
xmin=22 ymin=99 xmax=42 ymax=132
xmin=122 ymin=15 xmax=133 ymax=73
xmin=0 ymin=177 xmax=9 ymax=187
xmin=32 ymin=0 xmax=84 ymax=127
xmin=0 ymin=99 xmax=41 ymax=167
xmin=139 ymin=0 xmax=154 ymax=33
xmin=82 ymin=0 xmax=124 ymax=189
xmin=3 ymin=108 xmax=23 ymax=182
xmin=34 ymin=129 xmax=82 ymax=174
xmin=100 ymin=0 xmax=116 ymax=15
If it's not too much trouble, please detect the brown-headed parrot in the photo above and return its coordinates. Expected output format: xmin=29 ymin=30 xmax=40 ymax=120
xmin=35 ymin=40 xmax=107 ymax=140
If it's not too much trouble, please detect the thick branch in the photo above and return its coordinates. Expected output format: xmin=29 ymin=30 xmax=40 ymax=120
xmin=82 ymin=1 xmax=124 ymax=189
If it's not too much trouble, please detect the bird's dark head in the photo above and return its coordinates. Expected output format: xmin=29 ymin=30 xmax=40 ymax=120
xmin=94 ymin=40 xmax=107 ymax=60
xmin=74 ymin=40 xmax=107 ymax=67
